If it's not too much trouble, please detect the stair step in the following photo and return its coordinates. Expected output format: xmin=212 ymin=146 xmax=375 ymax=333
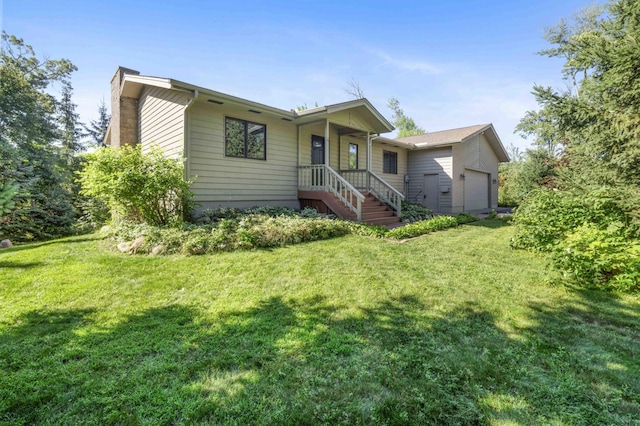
xmin=362 ymin=210 xmax=394 ymax=220
xmin=365 ymin=216 xmax=401 ymax=226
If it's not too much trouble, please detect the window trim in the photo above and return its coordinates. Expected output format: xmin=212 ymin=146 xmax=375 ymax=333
xmin=348 ymin=143 xmax=359 ymax=169
xmin=383 ymin=150 xmax=398 ymax=174
xmin=224 ymin=116 xmax=267 ymax=161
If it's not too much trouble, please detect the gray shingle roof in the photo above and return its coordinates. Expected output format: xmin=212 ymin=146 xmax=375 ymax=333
xmin=396 ymin=124 xmax=490 ymax=147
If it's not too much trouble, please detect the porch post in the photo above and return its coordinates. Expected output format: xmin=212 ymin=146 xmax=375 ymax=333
xmin=324 ymin=120 xmax=330 ymax=167
xmin=366 ymin=131 xmax=371 ymax=190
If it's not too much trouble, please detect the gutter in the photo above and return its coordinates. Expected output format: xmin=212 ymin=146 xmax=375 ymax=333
xmin=183 ymin=89 xmax=199 ymax=181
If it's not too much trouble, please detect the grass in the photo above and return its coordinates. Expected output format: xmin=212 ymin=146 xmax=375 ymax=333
xmin=1 ymin=220 xmax=639 ymax=425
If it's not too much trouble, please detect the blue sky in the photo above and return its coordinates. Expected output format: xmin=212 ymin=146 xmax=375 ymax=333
xmin=2 ymin=0 xmax=603 ymax=150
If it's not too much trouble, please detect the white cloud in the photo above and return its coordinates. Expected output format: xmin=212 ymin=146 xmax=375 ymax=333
xmin=366 ymin=48 xmax=443 ymax=75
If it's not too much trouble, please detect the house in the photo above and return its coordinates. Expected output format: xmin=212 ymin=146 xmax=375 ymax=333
xmin=105 ymin=67 xmax=509 ymax=224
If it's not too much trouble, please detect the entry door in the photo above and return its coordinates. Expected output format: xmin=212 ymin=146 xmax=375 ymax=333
xmin=311 ymin=135 xmax=325 ymax=186
xmin=311 ymin=135 xmax=325 ymax=165
xmin=423 ymin=174 xmax=439 ymax=212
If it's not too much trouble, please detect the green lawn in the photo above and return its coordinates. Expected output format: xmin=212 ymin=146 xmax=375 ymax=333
xmin=1 ymin=220 xmax=639 ymax=425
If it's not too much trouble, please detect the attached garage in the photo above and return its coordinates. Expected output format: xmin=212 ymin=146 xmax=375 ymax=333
xmin=464 ymin=169 xmax=490 ymax=211
xmin=399 ymin=124 xmax=509 ymax=214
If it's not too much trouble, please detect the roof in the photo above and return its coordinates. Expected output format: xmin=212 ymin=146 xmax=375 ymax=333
xmin=118 ymin=72 xmax=393 ymax=133
xmin=396 ymin=124 xmax=510 ymax=162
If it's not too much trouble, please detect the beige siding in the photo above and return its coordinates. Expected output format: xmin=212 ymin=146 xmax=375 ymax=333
xmin=138 ymin=86 xmax=191 ymax=157
xmin=407 ymin=147 xmax=453 ymax=213
xmin=371 ymin=143 xmax=407 ymax=193
xmin=327 ymin=110 xmax=371 ymax=132
xmin=298 ymin=122 xmax=325 ymax=166
xmin=186 ymin=102 xmax=299 ymax=210
xmin=479 ymin=134 xmax=500 ymax=209
xmin=451 ymin=134 xmax=500 ymax=212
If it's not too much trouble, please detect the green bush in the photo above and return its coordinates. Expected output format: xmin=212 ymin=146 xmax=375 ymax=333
xmin=107 ymin=214 xmax=352 ymax=255
xmin=78 ymin=146 xmax=194 ymax=227
xmin=455 ymin=212 xmax=479 ymax=224
xmin=511 ymin=188 xmax=640 ymax=290
xmin=387 ymin=216 xmax=458 ymax=239
xmin=401 ymin=201 xmax=432 ymax=222
xmin=554 ymin=223 xmax=640 ymax=291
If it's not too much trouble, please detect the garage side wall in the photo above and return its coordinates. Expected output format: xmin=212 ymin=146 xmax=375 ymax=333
xmin=407 ymin=147 xmax=453 ymax=213
xmin=479 ymin=133 xmax=499 ymax=209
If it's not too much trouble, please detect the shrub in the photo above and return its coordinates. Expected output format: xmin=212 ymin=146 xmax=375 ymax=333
xmin=554 ymin=223 xmax=640 ymax=291
xmin=78 ymin=146 xmax=195 ymax=227
xmin=455 ymin=212 xmax=479 ymax=224
xmin=401 ymin=201 xmax=432 ymax=222
xmin=108 ymin=214 xmax=352 ymax=255
xmin=387 ymin=216 xmax=458 ymax=239
xmin=511 ymin=187 xmax=640 ymax=290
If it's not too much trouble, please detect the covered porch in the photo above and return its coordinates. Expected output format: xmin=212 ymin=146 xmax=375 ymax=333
xmin=293 ymin=101 xmax=405 ymax=223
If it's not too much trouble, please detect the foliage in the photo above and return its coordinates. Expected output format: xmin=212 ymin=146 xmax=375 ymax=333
xmin=2 ymin=225 xmax=639 ymax=424
xmin=81 ymin=99 xmax=110 ymax=148
xmin=387 ymin=98 xmax=425 ymax=138
xmin=387 ymin=215 xmax=458 ymax=239
xmin=512 ymin=188 xmax=639 ymax=290
xmin=0 ymin=181 xmax=18 ymax=216
xmin=400 ymin=201 xmax=432 ymax=222
xmin=78 ymin=146 xmax=195 ymax=227
xmin=108 ymin=214 xmax=352 ymax=255
xmin=513 ymin=1 xmax=640 ymax=289
xmin=455 ymin=212 xmax=479 ymax=224
xmin=499 ymin=147 xmax=558 ymax=207
xmin=0 ymin=32 xmax=79 ymax=242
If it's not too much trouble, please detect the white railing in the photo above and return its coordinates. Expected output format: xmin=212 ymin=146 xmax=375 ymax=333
xmin=339 ymin=169 xmax=367 ymax=190
xmin=367 ymin=170 xmax=404 ymax=219
xmin=298 ymin=165 xmax=364 ymax=221
xmin=341 ymin=169 xmax=405 ymax=219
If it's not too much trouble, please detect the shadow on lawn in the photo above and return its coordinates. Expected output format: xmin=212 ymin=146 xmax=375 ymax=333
xmin=0 ymin=235 xmax=103 ymax=254
xmin=0 ymin=260 xmax=43 ymax=269
xmin=1 ymin=291 xmax=638 ymax=424
xmin=466 ymin=218 xmax=511 ymax=229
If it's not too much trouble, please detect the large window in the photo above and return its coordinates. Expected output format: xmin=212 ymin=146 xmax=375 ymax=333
xmin=383 ymin=150 xmax=398 ymax=174
xmin=348 ymin=143 xmax=358 ymax=169
xmin=225 ymin=117 xmax=266 ymax=160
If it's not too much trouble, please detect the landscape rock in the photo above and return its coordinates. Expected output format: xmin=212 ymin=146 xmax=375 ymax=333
xmin=151 ymin=245 xmax=166 ymax=255
xmin=100 ymin=225 xmax=112 ymax=233
xmin=0 ymin=239 xmax=13 ymax=249
xmin=117 ymin=242 xmax=130 ymax=253
xmin=129 ymin=236 xmax=144 ymax=254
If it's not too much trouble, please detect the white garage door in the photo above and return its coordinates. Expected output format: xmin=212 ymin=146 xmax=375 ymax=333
xmin=464 ymin=169 xmax=489 ymax=211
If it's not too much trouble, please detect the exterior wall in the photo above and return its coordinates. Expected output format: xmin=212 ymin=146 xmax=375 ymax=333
xmin=479 ymin=134 xmax=500 ymax=209
xmin=451 ymin=134 xmax=500 ymax=212
xmin=186 ymin=101 xmax=299 ymax=210
xmin=138 ymin=86 xmax=191 ymax=157
xmin=327 ymin=109 xmax=371 ymax=132
xmin=298 ymin=122 xmax=325 ymax=166
xmin=371 ymin=143 xmax=407 ymax=193
xmin=338 ymin=135 xmax=365 ymax=171
xmin=407 ymin=147 xmax=453 ymax=213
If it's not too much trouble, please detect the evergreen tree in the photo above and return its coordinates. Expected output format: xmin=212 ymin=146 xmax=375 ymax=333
xmin=82 ymin=99 xmax=110 ymax=148
xmin=0 ymin=32 xmax=78 ymax=241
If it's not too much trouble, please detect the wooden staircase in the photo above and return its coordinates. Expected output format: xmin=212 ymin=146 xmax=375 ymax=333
xmin=299 ymin=190 xmax=401 ymax=226
xmin=359 ymin=192 xmax=401 ymax=226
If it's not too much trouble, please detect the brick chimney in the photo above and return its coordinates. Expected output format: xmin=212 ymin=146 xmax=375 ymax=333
xmin=110 ymin=67 xmax=140 ymax=149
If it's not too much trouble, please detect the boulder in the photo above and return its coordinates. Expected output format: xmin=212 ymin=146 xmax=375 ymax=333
xmin=100 ymin=225 xmax=112 ymax=234
xmin=0 ymin=239 xmax=13 ymax=249
xmin=151 ymin=245 xmax=166 ymax=255
xmin=117 ymin=242 xmax=130 ymax=253
xmin=129 ymin=236 xmax=144 ymax=254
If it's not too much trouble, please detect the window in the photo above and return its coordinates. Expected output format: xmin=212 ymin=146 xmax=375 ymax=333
xmin=383 ymin=150 xmax=398 ymax=174
xmin=225 ymin=117 xmax=266 ymax=160
xmin=348 ymin=143 xmax=358 ymax=169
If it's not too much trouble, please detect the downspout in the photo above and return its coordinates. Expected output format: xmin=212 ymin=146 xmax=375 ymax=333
xmin=183 ymin=89 xmax=199 ymax=181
